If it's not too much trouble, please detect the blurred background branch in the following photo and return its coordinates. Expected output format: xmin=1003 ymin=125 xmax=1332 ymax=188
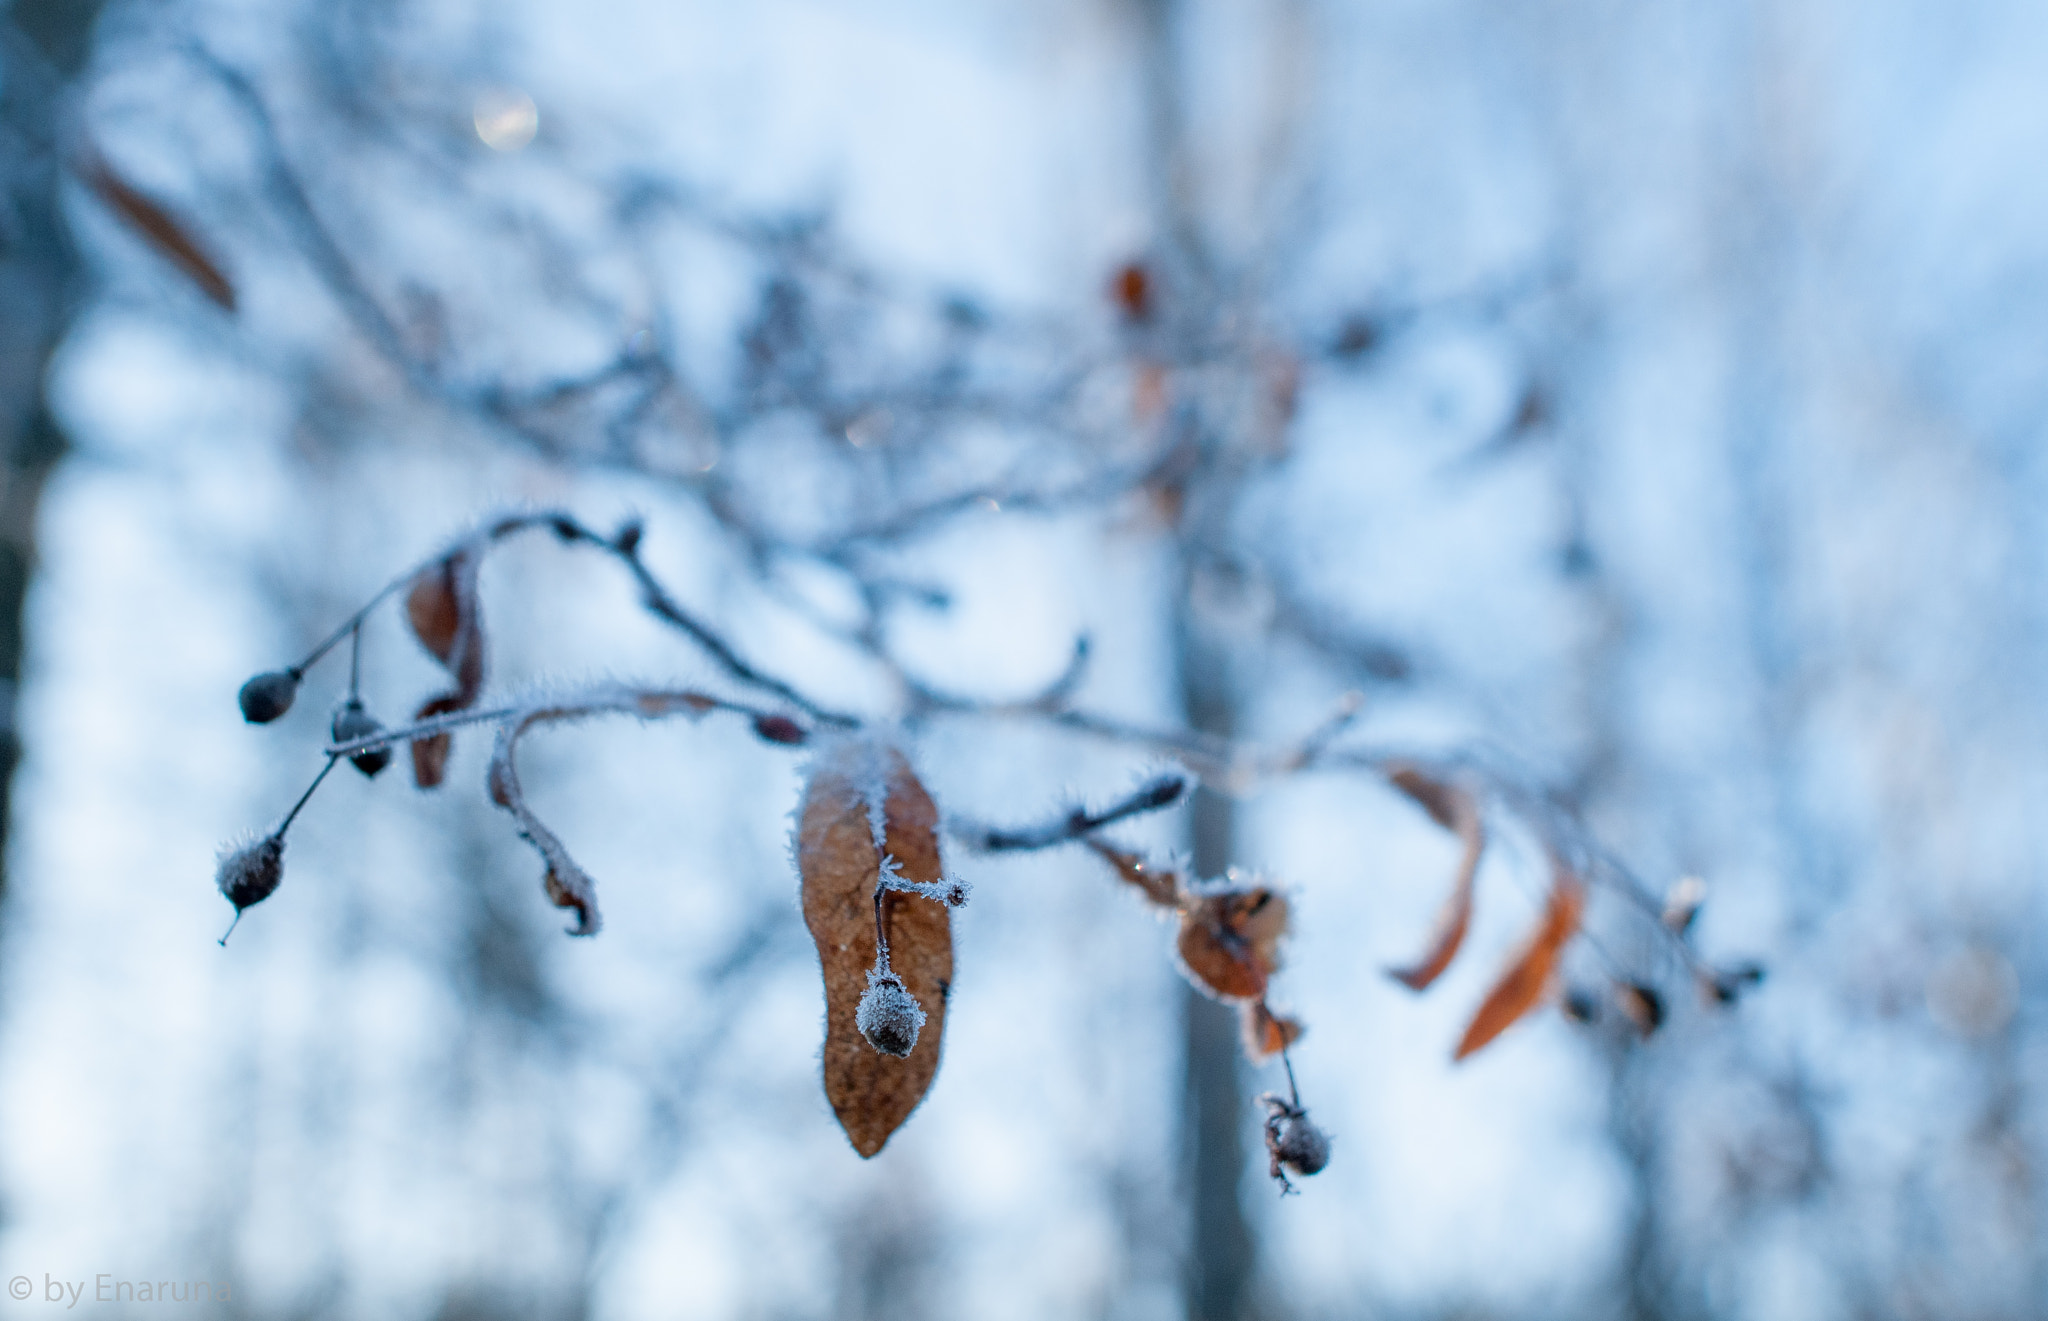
xmin=1 ymin=1 xmax=2044 ymax=1319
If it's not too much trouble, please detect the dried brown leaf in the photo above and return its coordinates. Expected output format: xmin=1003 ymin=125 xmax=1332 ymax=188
xmin=798 ymin=738 xmax=953 ymax=1157
xmin=1454 ymin=867 xmax=1586 ymax=1061
xmin=1084 ymin=838 xmax=1179 ymax=909
xmin=405 ymin=551 xmax=485 ymax=787
xmin=1385 ymin=765 xmax=1485 ymax=992
xmin=1177 ymin=887 xmax=1289 ymax=1001
xmin=82 ymin=158 xmax=237 ymax=312
xmin=1111 ymin=261 xmax=1153 ymax=323
xmin=1239 ymin=999 xmax=1305 ymax=1062
xmin=409 ymin=694 xmax=463 ymax=788
xmin=406 ymin=553 xmax=483 ymax=698
xmin=1387 ymin=763 xmax=1462 ymax=830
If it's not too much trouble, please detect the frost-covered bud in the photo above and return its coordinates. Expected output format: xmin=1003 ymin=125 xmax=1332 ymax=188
xmin=217 ymin=834 xmax=284 ymax=912
xmin=1274 ymin=1113 xmax=1330 ymax=1178
xmin=331 ymin=698 xmax=392 ymax=778
xmin=855 ymin=970 xmax=927 ymax=1057
xmin=940 ymin=879 xmax=970 ymax=908
xmin=238 ymin=670 xmax=300 ymax=724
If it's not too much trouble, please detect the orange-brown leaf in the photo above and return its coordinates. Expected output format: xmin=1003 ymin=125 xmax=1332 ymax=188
xmin=1386 ymin=766 xmax=1485 ymax=992
xmin=82 ymin=159 xmax=237 ymax=312
xmin=1387 ymin=763 xmax=1462 ymax=830
xmin=404 ymin=551 xmax=485 ymax=788
xmin=406 ymin=559 xmax=466 ymax=668
xmin=1239 ymin=999 xmax=1305 ymax=1062
xmin=1085 ymin=838 xmax=1179 ymax=909
xmin=409 ymin=693 xmax=464 ymax=789
xmin=1111 ymin=261 xmax=1153 ymax=323
xmin=798 ymin=739 xmax=953 ymax=1157
xmin=1454 ymin=868 xmax=1586 ymax=1061
xmin=1177 ymin=887 xmax=1289 ymax=1001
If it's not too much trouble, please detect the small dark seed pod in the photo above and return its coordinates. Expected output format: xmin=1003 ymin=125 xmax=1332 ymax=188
xmin=331 ymin=699 xmax=392 ymax=778
xmin=1275 ymin=1113 xmax=1330 ymax=1178
xmin=752 ymin=714 xmax=808 ymax=746
xmin=855 ymin=971 xmax=926 ymax=1057
xmin=217 ymin=834 xmax=284 ymax=912
xmin=238 ymin=670 xmax=300 ymax=724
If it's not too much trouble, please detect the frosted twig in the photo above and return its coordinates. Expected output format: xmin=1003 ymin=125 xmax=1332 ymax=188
xmin=966 ymin=773 xmax=1188 ymax=852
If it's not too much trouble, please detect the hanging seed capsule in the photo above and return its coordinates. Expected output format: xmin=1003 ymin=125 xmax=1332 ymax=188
xmin=1274 ymin=1112 xmax=1331 ymax=1178
xmin=855 ymin=970 xmax=926 ymax=1057
xmin=237 ymin=670 xmax=300 ymax=724
xmin=216 ymin=834 xmax=284 ymax=912
xmin=331 ymin=698 xmax=392 ymax=778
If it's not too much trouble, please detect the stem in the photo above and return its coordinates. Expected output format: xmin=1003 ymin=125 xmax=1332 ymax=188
xmin=324 ymin=688 xmax=791 ymax=761
xmin=974 ymin=774 xmax=1188 ymax=851
xmin=1281 ymin=1044 xmax=1302 ymax=1112
xmin=276 ymin=755 xmax=339 ymax=838
xmin=603 ymin=534 xmax=862 ymax=728
xmin=327 ymin=703 xmax=524 ymax=757
xmin=289 ymin=575 xmax=408 ymax=677
xmin=871 ymin=883 xmax=892 ymax=971
xmin=347 ymin=620 xmax=362 ymax=698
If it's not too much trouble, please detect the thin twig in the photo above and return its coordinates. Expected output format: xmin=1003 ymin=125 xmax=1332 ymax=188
xmin=276 ymin=755 xmax=339 ymax=836
xmin=969 ymin=774 xmax=1188 ymax=852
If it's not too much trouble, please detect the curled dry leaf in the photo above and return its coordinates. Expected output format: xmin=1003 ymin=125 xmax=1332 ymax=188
xmin=1239 ymin=999 xmax=1305 ymax=1063
xmin=797 ymin=737 xmax=953 ymax=1157
xmin=1453 ymin=865 xmax=1587 ymax=1061
xmin=409 ymin=694 xmax=463 ymax=789
xmin=1177 ymin=886 xmax=1289 ymax=1001
xmin=485 ymin=709 xmax=615 ymax=935
xmin=406 ymin=549 xmax=486 ymax=787
xmin=1385 ymin=764 xmax=1485 ymax=992
xmin=407 ymin=551 xmax=485 ymax=690
xmin=473 ymin=685 xmax=722 ymax=934
xmin=81 ymin=156 xmax=237 ymax=312
xmin=1084 ymin=838 xmax=1179 ymax=909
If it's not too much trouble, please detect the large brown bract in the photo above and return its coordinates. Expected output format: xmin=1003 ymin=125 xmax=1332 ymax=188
xmin=797 ymin=738 xmax=953 ymax=1157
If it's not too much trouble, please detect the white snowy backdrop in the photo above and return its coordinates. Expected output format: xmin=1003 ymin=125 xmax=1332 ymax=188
xmin=1 ymin=1 xmax=2045 ymax=1318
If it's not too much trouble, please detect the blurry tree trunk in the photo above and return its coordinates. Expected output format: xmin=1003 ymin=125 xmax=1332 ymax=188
xmin=1125 ymin=0 xmax=1262 ymax=1310
xmin=1178 ymin=575 xmax=1254 ymax=1320
xmin=0 ymin=0 xmax=102 ymax=899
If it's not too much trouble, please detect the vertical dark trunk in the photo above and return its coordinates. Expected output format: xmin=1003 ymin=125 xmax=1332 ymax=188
xmin=1122 ymin=0 xmax=1262 ymax=1310
xmin=1177 ymin=581 xmax=1254 ymax=1321
xmin=0 ymin=0 xmax=104 ymax=900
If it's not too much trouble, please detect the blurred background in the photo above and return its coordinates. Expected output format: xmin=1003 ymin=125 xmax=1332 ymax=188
xmin=1 ymin=0 xmax=2045 ymax=1317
